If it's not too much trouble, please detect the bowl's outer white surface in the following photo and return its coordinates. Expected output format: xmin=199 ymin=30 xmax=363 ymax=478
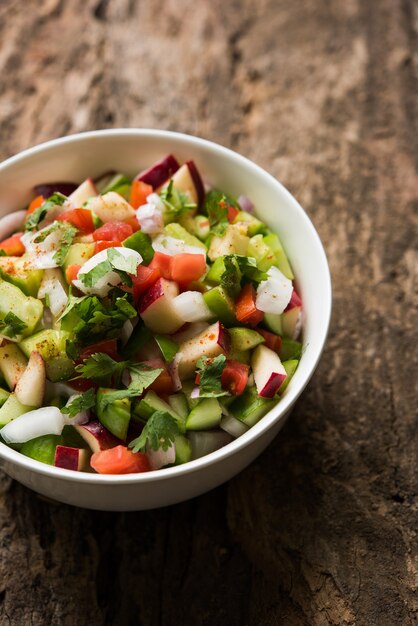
xmin=0 ymin=130 xmax=331 ymax=510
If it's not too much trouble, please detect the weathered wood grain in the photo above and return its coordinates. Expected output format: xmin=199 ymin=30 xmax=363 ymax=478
xmin=0 ymin=0 xmax=417 ymax=624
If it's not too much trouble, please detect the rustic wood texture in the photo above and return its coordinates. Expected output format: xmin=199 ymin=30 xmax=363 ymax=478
xmin=0 ymin=0 xmax=417 ymax=624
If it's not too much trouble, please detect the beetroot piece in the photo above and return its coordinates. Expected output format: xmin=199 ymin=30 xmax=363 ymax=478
xmin=34 ymin=182 xmax=78 ymax=197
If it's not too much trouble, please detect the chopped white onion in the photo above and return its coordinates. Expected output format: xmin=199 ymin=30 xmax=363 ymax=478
xmin=21 ymin=226 xmax=66 ymax=269
xmin=38 ymin=268 xmax=68 ymax=317
xmin=0 ymin=406 xmax=65 ymax=444
xmin=146 ymin=193 xmax=166 ymax=212
xmin=172 ymin=291 xmax=212 ymax=323
xmin=189 ymin=431 xmax=233 ymax=460
xmin=136 ymin=203 xmax=164 ymax=234
xmin=152 ymin=234 xmax=206 ymax=257
xmin=73 ymin=247 xmax=142 ymax=297
xmin=0 ymin=210 xmax=26 ymax=240
xmin=256 ymin=266 xmax=293 ymax=314
xmin=146 ymin=443 xmax=176 ymax=470
xmin=237 ymin=194 xmax=254 ymax=213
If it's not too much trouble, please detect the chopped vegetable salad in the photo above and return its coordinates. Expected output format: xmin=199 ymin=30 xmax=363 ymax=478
xmin=0 ymin=155 xmax=302 ymax=473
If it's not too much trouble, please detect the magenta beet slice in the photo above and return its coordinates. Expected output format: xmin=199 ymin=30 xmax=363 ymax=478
xmin=34 ymin=182 xmax=78 ymax=197
xmin=136 ymin=154 xmax=180 ymax=189
xmin=186 ymin=160 xmax=205 ymax=206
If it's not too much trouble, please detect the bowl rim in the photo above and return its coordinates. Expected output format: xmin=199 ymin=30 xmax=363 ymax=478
xmin=0 ymin=128 xmax=332 ymax=484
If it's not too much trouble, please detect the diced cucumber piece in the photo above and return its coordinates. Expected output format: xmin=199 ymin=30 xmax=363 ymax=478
xmin=227 ymin=349 xmax=250 ymax=365
xmin=203 ymin=286 xmax=236 ymax=326
xmin=193 ymin=215 xmax=210 ymax=240
xmin=280 ymin=338 xmax=302 ymax=361
xmin=247 ymin=235 xmax=276 ymax=272
xmin=123 ymin=230 xmax=154 ymax=264
xmin=229 ymin=327 xmax=264 ymax=351
xmin=155 ymin=335 xmax=178 ymax=362
xmin=134 ymin=390 xmax=181 ymax=423
xmin=168 ymin=393 xmax=189 ymax=421
xmin=0 ymin=388 xmax=10 ymax=408
xmin=264 ymin=312 xmax=283 ymax=336
xmin=263 ymin=233 xmax=294 ymax=280
xmin=233 ymin=211 xmax=266 ymax=236
xmin=62 ymin=425 xmax=88 ymax=449
xmin=63 ymin=243 xmax=95 ymax=271
xmin=186 ymin=398 xmax=222 ymax=431
xmin=0 ymin=344 xmax=28 ymax=390
xmin=0 ymin=280 xmax=43 ymax=338
xmin=96 ymin=389 xmax=131 ymax=440
xmin=279 ymin=359 xmax=299 ymax=394
xmin=206 ymin=257 xmax=227 ymax=284
xmin=19 ymin=329 xmax=74 ymax=382
xmin=0 ymin=393 xmax=32 ymax=427
xmin=100 ymin=174 xmax=132 ymax=198
xmin=164 ymin=223 xmax=207 ymax=251
xmin=0 ymin=257 xmax=43 ymax=297
xmin=20 ymin=434 xmax=63 ymax=465
xmin=174 ymin=435 xmax=192 ymax=465
xmin=229 ymin=387 xmax=275 ymax=427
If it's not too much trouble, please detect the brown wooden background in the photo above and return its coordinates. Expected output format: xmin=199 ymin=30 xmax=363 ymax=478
xmin=0 ymin=1 xmax=417 ymax=624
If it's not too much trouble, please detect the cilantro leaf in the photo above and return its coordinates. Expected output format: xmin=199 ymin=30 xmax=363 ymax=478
xmin=75 ymin=352 xmax=127 ymax=386
xmin=129 ymin=410 xmax=180 ymax=453
xmin=53 ymin=224 xmax=78 ymax=265
xmin=0 ymin=312 xmax=28 ymax=337
xmin=61 ymin=388 xmax=96 ymax=417
xmin=25 ymin=193 xmax=67 ymax=231
xmin=107 ymin=248 xmax=138 ymax=274
xmin=128 ymin=364 xmax=164 ymax=395
xmin=235 ymin=255 xmax=268 ymax=283
xmin=96 ymin=387 xmax=139 ymax=408
xmin=159 ymin=180 xmax=196 ymax=220
xmin=220 ymin=256 xmax=242 ymax=298
xmin=204 ymin=190 xmax=239 ymax=235
xmin=196 ymin=354 xmax=229 ymax=398
xmin=79 ymin=259 xmax=112 ymax=287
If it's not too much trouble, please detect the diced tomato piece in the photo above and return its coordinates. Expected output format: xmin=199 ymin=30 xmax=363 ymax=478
xmin=235 ymin=283 xmax=264 ymax=326
xmin=94 ymin=240 xmax=121 ymax=254
xmin=142 ymin=358 xmax=175 ymax=395
xmin=93 ymin=221 xmax=133 ymax=242
xmin=91 ymin=445 xmax=151 ymax=474
xmin=0 ymin=232 xmax=25 ymax=256
xmin=257 ymin=328 xmax=282 ymax=353
xmin=149 ymin=252 xmax=173 ymax=280
xmin=65 ymin=264 xmax=81 ymax=284
xmin=79 ymin=339 xmax=119 ymax=362
xmin=123 ymin=217 xmax=141 ymax=232
xmin=221 ymin=360 xmax=249 ymax=396
xmin=57 ymin=208 xmax=95 ymax=234
xmin=129 ymin=180 xmax=153 ymax=209
xmin=227 ymin=205 xmax=239 ymax=223
xmin=26 ymin=195 xmax=44 ymax=219
xmin=170 ymin=253 xmax=206 ymax=283
xmin=132 ymin=265 xmax=161 ymax=302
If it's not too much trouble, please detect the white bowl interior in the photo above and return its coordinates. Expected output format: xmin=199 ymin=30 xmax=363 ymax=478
xmin=0 ymin=130 xmax=331 ymax=508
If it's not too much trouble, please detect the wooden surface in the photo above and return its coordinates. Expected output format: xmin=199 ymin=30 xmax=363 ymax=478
xmin=0 ymin=1 xmax=417 ymax=624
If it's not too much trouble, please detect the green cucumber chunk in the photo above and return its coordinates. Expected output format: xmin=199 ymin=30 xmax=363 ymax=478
xmin=279 ymin=359 xmax=299 ymax=393
xmin=229 ymin=327 xmax=264 ymax=351
xmin=263 ymin=233 xmax=294 ymax=280
xmin=155 ymin=335 xmax=178 ymax=362
xmin=202 ymin=286 xmax=236 ymax=326
xmin=0 ymin=257 xmax=43 ymax=297
xmin=0 ymin=280 xmax=43 ymax=338
xmin=96 ymin=388 xmax=131 ymax=440
xmin=174 ymin=435 xmax=192 ymax=465
xmin=20 ymin=434 xmax=63 ymax=465
xmin=263 ymin=312 xmax=283 ymax=335
xmin=19 ymin=329 xmax=74 ymax=382
xmin=123 ymin=231 xmax=154 ymax=264
xmin=185 ymin=398 xmax=222 ymax=431
xmin=0 ymin=387 xmax=10 ymax=408
xmin=229 ymin=387 xmax=275 ymax=427
xmin=164 ymin=223 xmax=207 ymax=251
xmin=0 ymin=393 xmax=32 ymax=427
xmin=63 ymin=243 xmax=95 ymax=271
xmin=280 ymin=338 xmax=302 ymax=361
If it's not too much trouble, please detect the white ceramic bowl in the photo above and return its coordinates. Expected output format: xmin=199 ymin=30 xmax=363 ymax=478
xmin=0 ymin=129 xmax=331 ymax=510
